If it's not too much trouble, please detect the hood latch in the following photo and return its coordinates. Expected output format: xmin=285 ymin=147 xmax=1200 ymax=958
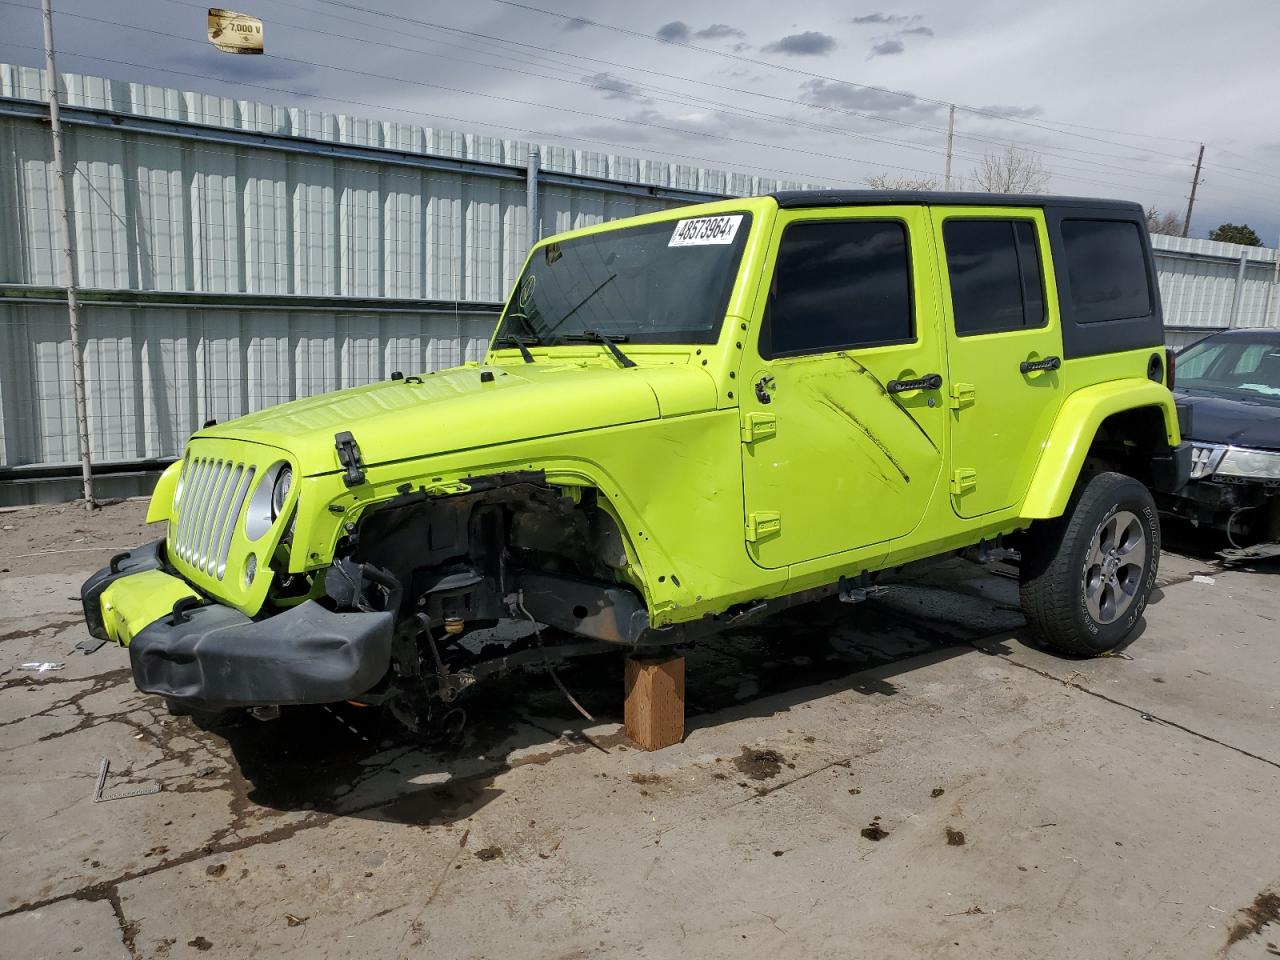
xmin=335 ymin=431 xmax=366 ymax=487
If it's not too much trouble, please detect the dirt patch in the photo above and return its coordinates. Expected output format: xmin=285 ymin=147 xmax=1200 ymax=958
xmin=733 ymin=747 xmax=789 ymax=780
xmin=930 ymin=787 xmax=945 ymax=798
xmin=945 ymin=827 xmax=966 ymax=846
xmin=0 ymin=500 xmax=153 ymax=578
xmin=1227 ymin=891 xmax=1280 ymax=946
xmin=861 ymin=816 xmax=888 ymax=841
xmin=474 ymin=846 xmax=503 ymax=862
xmin=187 ymin=936 xmax=214 ymax=952
xmin=629 ymin=772 xmax=664 ymax=785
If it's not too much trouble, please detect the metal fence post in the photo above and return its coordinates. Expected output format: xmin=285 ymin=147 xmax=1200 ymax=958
xmin=1228 ymin=249 xmax=1250 ymax=328
xmin=526 ymin=148 xmax=540 ymax=252
xmin=41 ymin=0 xmax=94 ymax=507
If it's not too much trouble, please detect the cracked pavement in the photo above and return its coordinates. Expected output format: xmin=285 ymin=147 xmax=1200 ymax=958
xmin=2 ymin=501 xmax=1279 ymax=959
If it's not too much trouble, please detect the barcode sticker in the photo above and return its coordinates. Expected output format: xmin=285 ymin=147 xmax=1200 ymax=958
xmin=669 ymin=215 xmax=743 ymax=247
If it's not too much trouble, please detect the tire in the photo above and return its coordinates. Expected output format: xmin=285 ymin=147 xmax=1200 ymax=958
xmin=1019 ymin=471 xmax=1160 ymax=656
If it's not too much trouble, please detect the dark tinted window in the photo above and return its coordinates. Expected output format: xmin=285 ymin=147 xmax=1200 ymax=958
xmin=1061 ymin=219 xmax=1152 ymax=324
xmin=944 ymin=219 xmax=1046 ymax=336
xmin=762 ymin=220 xmax=912 ymax=358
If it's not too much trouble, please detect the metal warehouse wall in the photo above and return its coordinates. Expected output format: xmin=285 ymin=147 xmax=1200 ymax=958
xmin=0 ymin=64 xmax=808 ymax=497
xmin=1 ymin=65 xmax=1277 ymax=500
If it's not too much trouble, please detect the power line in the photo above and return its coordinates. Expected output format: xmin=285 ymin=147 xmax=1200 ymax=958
xmin=39 ymin=1 xmax=1206 ymax=195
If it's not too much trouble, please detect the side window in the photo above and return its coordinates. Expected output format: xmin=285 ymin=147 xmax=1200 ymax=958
xmin=943 ymin=219 xmax=1046 ymax=336
xmin=761 ymin=220 xmax=913 ymax=359
xmin=1176 ymin=343 xmax=1222 ymax=380
xmin=1061 ymin=219 xmax=1152 ymax=324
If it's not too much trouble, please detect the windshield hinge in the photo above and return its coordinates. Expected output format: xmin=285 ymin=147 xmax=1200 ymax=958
xmin=950 ymin=468 xmax=978 ymax=496
xmin=335 ymin=431 xmax=366 ymax=487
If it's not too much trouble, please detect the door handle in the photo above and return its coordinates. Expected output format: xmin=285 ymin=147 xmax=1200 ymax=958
xmin=1019 ymin=355 xmax=1061 ymax=374
xmin=886 ymin=373 xmax=943 ymax=394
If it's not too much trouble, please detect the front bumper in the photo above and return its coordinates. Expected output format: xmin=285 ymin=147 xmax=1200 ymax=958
xmin=80 ymin=546 xmax=394 ymax=711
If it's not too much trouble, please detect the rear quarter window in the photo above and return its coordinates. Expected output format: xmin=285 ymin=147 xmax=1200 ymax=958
xmin=1061 ymin=219 xmax=1152 ymax=324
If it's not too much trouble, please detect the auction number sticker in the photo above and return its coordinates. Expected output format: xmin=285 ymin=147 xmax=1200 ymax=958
xmin=669 ymin=215 xmax=743 ymax=247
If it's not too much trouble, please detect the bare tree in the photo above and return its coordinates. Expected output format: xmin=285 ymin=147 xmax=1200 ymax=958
xmin=1144 ymin=207 xmax=1182 ymax=236
xmin=864 ymin=172 xmax=940 ymax=191
xmin=970 ymin=146 xmax=1050 ymax=194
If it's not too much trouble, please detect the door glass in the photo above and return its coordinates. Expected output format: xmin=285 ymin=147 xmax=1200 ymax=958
xmin=1060 ymin=219 xmax=1152 ymax=323
xmin=761 ymin=220 xmax=912 ymax=359
xmin=944 ymin=219 xmax=1046 ymax=336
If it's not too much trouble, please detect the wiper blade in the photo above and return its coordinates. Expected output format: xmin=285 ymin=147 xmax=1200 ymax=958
xmin=564 ymin=330 xmax=636 ymax=369
xmin=493 ymin=334 xmax=536 ymax=364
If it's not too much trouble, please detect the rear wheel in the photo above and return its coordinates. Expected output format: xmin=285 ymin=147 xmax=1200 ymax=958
xmin=1020 ymin=471 xmax=1160 ymax=656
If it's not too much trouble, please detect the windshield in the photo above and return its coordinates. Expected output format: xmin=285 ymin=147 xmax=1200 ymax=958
xmin=493 ymin=212 xmax=752 ymax=346
xmin=1177 ymin=337 xmax=1280 ymax=401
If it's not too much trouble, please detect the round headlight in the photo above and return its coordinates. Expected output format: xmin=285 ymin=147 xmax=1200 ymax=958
xmin=270 ymin=466 xmax=292 ymax=519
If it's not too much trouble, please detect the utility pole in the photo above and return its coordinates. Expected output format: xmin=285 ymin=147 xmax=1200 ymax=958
xmin=944 ymin=103 xmax=955 ymax=190
xmin=1181 ymin=143 xmax=1204 ymax=239
xmin=1266 ymin=234 xmax=1280 ymax=326
xmin=41 ymin=0 xmax=94 ymax=507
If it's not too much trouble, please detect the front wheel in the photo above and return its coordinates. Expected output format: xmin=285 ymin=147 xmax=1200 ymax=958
xmin=1019 ymin=471 xmax=1160 ymax=656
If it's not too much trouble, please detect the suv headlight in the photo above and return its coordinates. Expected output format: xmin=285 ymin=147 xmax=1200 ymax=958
xmin=1217 ymin=446 xmax=1280 ymax=481
xmin=271 ymin=466 xmax=293 ymax=519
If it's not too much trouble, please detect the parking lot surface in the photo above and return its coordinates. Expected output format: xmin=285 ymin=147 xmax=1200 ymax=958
xmin=1 ymin=501 xmax=1278 ymax=959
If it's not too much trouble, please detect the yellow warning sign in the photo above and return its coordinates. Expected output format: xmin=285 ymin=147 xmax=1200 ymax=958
xmin=208 ymin=8 xmax=264 ymax=55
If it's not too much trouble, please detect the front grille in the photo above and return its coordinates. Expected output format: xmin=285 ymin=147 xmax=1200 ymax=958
xmin=1189 ymin=442 xmax=1227 ymax=480
xmin=171 ymin=456 xmax=256 ymax=580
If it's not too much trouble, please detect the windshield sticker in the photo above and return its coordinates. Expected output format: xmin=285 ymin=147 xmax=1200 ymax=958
xmin=669 ymin=215 xmax=743 ymax=247
xmin=518 ymin=274 xmax=537 ymax=308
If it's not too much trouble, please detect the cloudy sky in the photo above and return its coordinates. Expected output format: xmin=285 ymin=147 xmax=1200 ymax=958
xmin=4 ymin=0 xmax=1278 ymax=241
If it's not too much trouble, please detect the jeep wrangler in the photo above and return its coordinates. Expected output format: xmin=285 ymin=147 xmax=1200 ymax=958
xmin=81 ymin=191 xmax=1190 ymax=734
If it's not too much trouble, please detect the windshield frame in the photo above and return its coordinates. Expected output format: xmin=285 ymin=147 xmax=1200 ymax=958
xmin=492 ymin=210 xmax=755 ymax=349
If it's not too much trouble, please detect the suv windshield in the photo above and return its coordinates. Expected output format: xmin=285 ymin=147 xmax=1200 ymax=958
xmin=494 ymin=213 xmax=751 ymax=346
xmin=1176 ymin=336 xmax=1280 ymax=401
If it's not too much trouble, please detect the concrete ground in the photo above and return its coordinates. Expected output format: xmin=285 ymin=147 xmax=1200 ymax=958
xmin=1 ymin=501 xmax=1278 ymax=960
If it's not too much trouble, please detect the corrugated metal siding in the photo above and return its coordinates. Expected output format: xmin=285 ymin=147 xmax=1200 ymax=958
xmin=0 ymin=300 xmax=496 ymax=468
xmin=1152 ymin=234 xmax=1279 ymax=330
xmin=2 ymin=62 xmax=1278 ymax=485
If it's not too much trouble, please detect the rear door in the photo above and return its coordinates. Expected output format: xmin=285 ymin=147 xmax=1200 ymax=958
xmin=933 ymin=208 xmax=1065 ymax=518
xmin=740 ymin=206 xmax=947 ymax=569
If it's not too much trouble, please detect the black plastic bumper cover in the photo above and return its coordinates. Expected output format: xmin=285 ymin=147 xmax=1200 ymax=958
xmin=80 ymin=540 xmax=165 ymax=640
xmin=129 ymin=600 xmax=394 ymax=710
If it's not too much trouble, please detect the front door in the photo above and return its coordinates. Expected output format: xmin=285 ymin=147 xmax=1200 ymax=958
xmin=933 ymin=209 xmax=1065 ymax=518
xmin=740 ymin=207 xmax=947 ymax=570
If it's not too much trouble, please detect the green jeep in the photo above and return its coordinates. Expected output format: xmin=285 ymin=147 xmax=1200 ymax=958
xmin=80 ymin=191 xmax=1190 ymax=732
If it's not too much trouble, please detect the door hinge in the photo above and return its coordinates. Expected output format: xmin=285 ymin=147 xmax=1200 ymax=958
xmin=741 ymin=412 xmax=777 ymax=444
xmin=948 ymin=382 xmax=976 ymax=410
xmin=746 ymin=510 xmax=781 ymax=542
xmin=335 ymin=431 xmax=366 ymax=487
xmin=950 ymin=468 xmax=978 ymax=496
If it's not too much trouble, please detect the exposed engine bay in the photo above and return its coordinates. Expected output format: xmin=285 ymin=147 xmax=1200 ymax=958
xmin=317 ymin=472 xmax=656 ymax=732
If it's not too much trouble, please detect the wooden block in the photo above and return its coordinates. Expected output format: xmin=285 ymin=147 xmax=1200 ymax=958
xmin=624 ymin=655 xmax=685 ymax=751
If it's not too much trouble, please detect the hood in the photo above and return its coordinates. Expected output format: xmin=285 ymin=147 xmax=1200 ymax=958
xmin=1176 ymin=390 xmax=1280 ymax=450
xmin=197 ymin=361 xmax=718 ymax=475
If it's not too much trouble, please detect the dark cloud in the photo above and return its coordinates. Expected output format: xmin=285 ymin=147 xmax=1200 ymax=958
xmin=584 ymin=72 xmax=649 ymax=103
xmin=799 ymin=79 xmax=942 ymax=117
xmin=656 ymin=21 xmax=690 ymax=42
xmin=695 ymin=23 xmax=746 ymax=40
xmin=561 ymin=17 xmax=591 ymax=31
xmin=851 ymin=13 xmax=920 ymax=24
xmin=899 ymin=26 xmax=933 ymax=36
xmin=762 ymin=32 xmax=837 ymax=56
xmin=978 ymin=103 xmax=1044 ymax=119
xmin=869 ymin=39 xmax=905 ymax=57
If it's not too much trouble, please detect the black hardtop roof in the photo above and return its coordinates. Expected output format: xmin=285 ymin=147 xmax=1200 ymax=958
xmin=770 ymin=189 xmax=1143 ymax=214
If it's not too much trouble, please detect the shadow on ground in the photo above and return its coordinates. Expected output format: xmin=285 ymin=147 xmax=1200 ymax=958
xmin=201 ymin=559 xmax=1028 ymax=829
